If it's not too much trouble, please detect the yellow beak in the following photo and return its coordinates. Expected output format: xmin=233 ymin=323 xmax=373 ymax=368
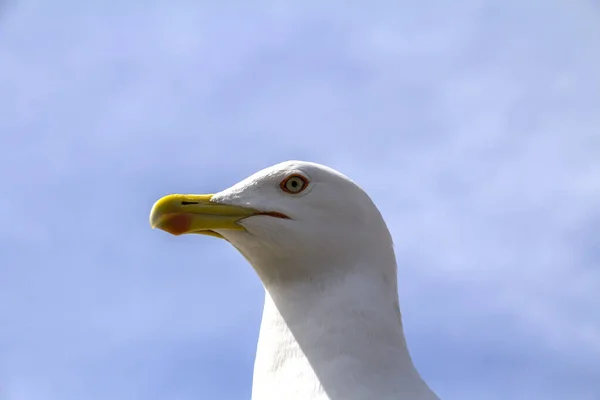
xmin=149 ymin=194 xmax=258 ymax=238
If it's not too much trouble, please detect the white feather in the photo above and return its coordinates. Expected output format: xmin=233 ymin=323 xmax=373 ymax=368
xmin=212 ymin=161 xmax=440 ymax=400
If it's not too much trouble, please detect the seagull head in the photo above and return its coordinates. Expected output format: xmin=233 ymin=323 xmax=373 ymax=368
xmin=150 ymin=161 xmax=393 ymax=282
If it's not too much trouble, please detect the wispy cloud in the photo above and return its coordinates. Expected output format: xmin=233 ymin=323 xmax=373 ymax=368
xmin=1 ymin=1 xmax=599 ymax=399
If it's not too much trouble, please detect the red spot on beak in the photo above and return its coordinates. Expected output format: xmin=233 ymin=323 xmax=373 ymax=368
xmin=159 ymin=214 xmax=192 ymax=235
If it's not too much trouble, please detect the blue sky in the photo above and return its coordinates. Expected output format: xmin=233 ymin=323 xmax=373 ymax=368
xmin=1 ymin=1 xmax=599 ymax=399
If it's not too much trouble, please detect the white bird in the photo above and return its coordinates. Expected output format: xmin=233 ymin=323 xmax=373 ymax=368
xmin=150 ymin=160 xmax=440 ymax=400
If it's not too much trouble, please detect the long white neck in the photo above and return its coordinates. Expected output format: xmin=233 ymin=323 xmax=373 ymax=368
xmin=250 ymin=263 xmax=439 ymax=400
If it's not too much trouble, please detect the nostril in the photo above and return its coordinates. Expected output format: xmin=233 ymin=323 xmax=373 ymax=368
xmin=181 ymin=201 xmax=199 ymax=206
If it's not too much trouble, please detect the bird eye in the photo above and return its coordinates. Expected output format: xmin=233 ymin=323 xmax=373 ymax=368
xmin=280 ymin=174 xmax=309 ymax=194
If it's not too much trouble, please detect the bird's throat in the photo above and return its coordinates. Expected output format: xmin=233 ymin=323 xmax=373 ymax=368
xmin=250 ymin=270 xmax=434 ymax=400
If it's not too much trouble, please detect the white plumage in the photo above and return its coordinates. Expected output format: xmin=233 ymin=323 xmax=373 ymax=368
xmin=150 ymin=160 xmax=440 ymax=400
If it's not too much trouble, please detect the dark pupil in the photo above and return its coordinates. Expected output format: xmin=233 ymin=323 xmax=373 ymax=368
xmin=290 ymin=180 xmax=298 ymax=187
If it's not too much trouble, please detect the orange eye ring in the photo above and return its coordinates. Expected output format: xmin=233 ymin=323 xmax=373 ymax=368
xmin=280 ymin=174 xmax=309 ymax=194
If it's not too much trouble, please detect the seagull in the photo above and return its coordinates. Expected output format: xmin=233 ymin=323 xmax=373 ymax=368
xmin=150 ymin=160 xmax=440 ymax=400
